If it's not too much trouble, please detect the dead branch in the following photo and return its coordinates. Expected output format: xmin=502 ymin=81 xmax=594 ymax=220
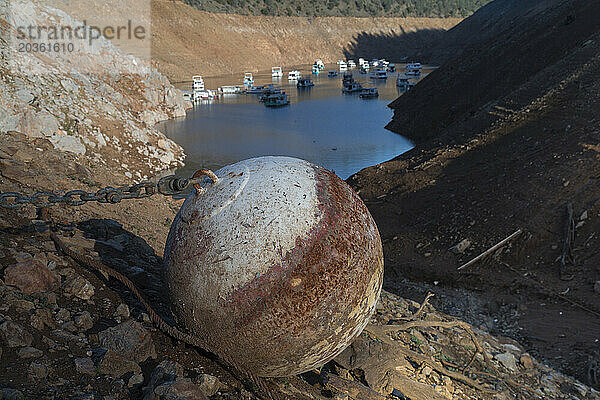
xmin=458 ymin=229 xmax=522 ymax=271
xmin=412 ymin=292 xmax=434 ymax=320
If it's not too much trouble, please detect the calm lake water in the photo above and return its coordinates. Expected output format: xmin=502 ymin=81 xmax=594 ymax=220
xmin=158 ymin=64 xmax=431 ymax=179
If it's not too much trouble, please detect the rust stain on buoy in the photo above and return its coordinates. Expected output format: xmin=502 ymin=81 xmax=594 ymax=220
xmin=164 ymin=156 xmax=383 ymax=377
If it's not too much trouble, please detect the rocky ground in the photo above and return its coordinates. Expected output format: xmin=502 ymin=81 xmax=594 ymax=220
xmin=1 ymin=210 xmax=598 ymax=399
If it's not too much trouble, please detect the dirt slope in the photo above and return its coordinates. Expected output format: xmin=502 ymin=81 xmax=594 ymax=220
xmin=386 ymin=0 xmax=598 ymax=142
xmin=350 ymin=0 xmax=600 ymax=389
xmin=150 ymin=0 xmax=461 ymax=82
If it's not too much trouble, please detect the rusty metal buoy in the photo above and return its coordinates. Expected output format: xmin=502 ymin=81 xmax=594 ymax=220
xmin=164 ymin=156 xmax=383 ymax=377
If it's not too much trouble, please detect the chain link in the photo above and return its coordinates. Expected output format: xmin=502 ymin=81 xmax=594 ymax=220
xmin=0 ymin=174 xmax=210 ymax=209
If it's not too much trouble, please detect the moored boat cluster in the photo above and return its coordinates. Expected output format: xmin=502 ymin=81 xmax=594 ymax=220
xmin=182 ymin=58 xmax=424 ymax=105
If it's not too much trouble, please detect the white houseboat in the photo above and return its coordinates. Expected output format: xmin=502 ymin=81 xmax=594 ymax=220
xmin=218 ymin=85 xmax=242 ymax=95
xmin=243 ymin=72 xmax=254 ymax=85
xmin=288 ymin=70 xmax=301 ymax=80
xmin=192 ymin=75 xmax=205 ymax=91
xmin=271 ymin=67 xmax=283 ymax=78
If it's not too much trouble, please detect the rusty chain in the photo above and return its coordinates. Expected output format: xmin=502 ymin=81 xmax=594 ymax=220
xmin=0 ymin=173 xmax=209 ymax=209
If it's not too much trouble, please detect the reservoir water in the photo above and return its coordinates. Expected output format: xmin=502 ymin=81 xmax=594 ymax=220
xmin=158 ymin=64 xmax=426 ymax=179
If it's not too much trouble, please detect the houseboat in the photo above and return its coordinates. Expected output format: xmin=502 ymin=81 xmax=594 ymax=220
xmin=263 ymin=93 xmax=290 ymax=107
xmin=288 ymin=70 xmax=301 ymax=80
xmin=194 ymin=89 xmax=217 ymax=101
xmin=348 ymin=59 xmax=356 ymax=68
xmin=218 ymin=85 xmax=242 ymax=95
xmin=315 ymin=59 xmax=325 ymax=70
xmin=246 ymin=85 xmax=272 ymax=95
xmin=271 ymin=67 xmax=283 ymax=78
xmin=328 ymin=70 xmax=338 ymax=77
xmin=359 ymin=87 xmax=379 ymax=98
xmin=342 ymin=72 xmax=354 ymax=86
xmin=342 ymin=81 xmax=362 ymax=93
xmin=370 ymin=68 xmax=388 ymax=79
xmin=258 ymin=88 xmax=283 ymax=102
xmin=338 ymin=60 xmax=348 ymax=71
xmin=396 ymin=74 xmax=416 ymax=91
xmin=405 ymin=62 xmax=422 ymax=77
xmin=243 ymin=72 xmax=254 ymax=85
xmin=312 ymin=64 xmax=320 ymax=74
xmin=192 ymin=75 xmax=205 ymax=91
xmin=297 ymin=78 xmax=314 ymax=88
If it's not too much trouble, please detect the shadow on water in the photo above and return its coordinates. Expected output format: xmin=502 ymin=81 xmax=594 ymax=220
xmin=342 ymin=28 xmax=448 ymax=63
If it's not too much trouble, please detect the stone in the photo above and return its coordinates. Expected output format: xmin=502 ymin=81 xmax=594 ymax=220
xmin=13 ymin=252 xmax=32 ymax=262
xmin=16 ymin=89 xmax=34 ymax=104
xmin=74 ymin=311 xmax=94 ymax=331
xmin=152 ymin=378 xmax=208 ymax=400
xmin=98 ymin=320 xmax=156 ymax=364
xmin=55 ymin=308 xmax=71 ymax=323
xmin=30 ymin=308 xmax=56 ymax=330
xmin=495 ymin=352 xmax=518 ymax=372
xmin=520 ymin=353 xmax=534 ymax=369
xmin=28 ymin=361 xmax=49 ymax=381
xmin=10 ymin=299 xmax=35 ymax=313
xmin=147 ymin=360 xmax=184 ymax=389
xmin=49 ymin=134 xmax=86 ymax=155
xmin=128 ymin=373 xmax=144 ymax=387
xmin=0 ymin=321 xmax=33 ymax=347
xmin=114 ymin=303 xmax=130 ymax=319
xmin=17 ymin=347 xmax=43 ymax=359
xmin=450 ymin=239 xmax=471 ymax=254
xmin=18 ymin=110 xmax=59 ymax=138
xmin=421 ymin=365 xmax=433 ymax=376
xmin=4 ymin=259 xmax=60 ymax=294
xmin=594 ymin=281 xmax=600 ymax=294
xmin=63 ymin=275 xmax=95 ymax=300
xmin=74 ymin=357 xmax=96 ymax=375
xmin=580 ymin=210 xmax=588 ymax=220
xmin=98 ymin=349 xmax=141 ymax=378
xmin=196 ymin=374 xmax=220 ymax=397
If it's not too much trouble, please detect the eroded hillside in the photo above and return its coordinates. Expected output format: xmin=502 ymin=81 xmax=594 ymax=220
xmin=150 ymin=0 xmax=461 ymax=82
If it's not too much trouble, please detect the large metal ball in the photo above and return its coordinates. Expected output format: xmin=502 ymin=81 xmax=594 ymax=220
xmin=164 ymin=156 xmax=383 ymax=377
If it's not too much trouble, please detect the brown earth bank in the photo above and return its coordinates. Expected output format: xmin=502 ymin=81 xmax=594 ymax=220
xmin=150 ymin=0 xmax=461 ymax=82
xmin=349 ymin=0 xmax=600 ymax=390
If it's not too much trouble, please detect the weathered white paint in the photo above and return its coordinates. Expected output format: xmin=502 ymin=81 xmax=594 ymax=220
xmin=176 ymin=156 xmax=323 ymax=300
